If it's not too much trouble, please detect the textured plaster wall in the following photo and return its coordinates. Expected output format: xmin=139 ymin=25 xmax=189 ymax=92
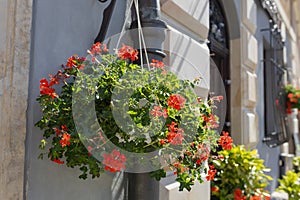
xmin=160 ymin=1 xmax=212 ymax=199
xmin=25 ymin=0 xmax=126 ymax=199
xmin=0 ymin=0 xmax=32 ymax=199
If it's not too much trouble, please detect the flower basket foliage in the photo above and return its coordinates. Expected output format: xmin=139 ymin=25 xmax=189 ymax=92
xmin=35 ymin=42 xmax=232 ymax=191
xmin=211 ymin=146 xmax=272 ymax=200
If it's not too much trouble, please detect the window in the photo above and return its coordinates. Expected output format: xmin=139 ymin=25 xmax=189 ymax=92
xmin=209 ymin=0 xmax=231 ymax=133
xmin=263 ymin=21 xmax=289 ymax=147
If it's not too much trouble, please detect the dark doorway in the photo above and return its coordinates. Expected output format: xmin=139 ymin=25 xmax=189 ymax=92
xmin=208 ymin=0 xmax=231 ymax=133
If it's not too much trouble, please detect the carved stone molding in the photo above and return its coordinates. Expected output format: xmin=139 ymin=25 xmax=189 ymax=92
xmin=261 ymin=0 xmax=282 ymax=29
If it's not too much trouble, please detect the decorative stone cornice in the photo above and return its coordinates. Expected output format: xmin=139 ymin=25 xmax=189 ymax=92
xmin=260 ymin=0 xmax=282 ymax=28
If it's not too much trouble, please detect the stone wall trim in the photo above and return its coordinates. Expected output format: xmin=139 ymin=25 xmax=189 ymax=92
xmin=0 ymin=0 xmax=32 ymax=199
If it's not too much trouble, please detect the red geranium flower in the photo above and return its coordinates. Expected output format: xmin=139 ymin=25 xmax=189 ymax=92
xmin=150 ymin=106 xmax=163 ymax=117
xmin=48 ymin=70 xmax=69 ymax=86
xmin=59 ymin=133 xmax=71 ymax=148
xmin=206 ymin=165 xmax=217 ymax=181
xmin=88 ymin=146 xmax=93 ymax=156
xmin=167 ymin=94 xmax=186 ymax=110
xmin=65 ymin=55 xmax=86 ymax=70
xmin=150 ymin=106 xmax=168 ymax=118
xmin=61 ymin=125 xmax=68 ymax=131
xmin=165 ymin=122 xmax=184 ymax=145
xmin=150 ymin=59 xmax=164 ymax=69
xmin=169 ymin=128 xmax=184 ymax=145
xmin=40 ymin=78 xmax=49 ymax=90
xmin=287 ymin=93 xmax=294 ymax=99
xmin=162 ymin=108 xmax=168 ymax=118
xmin=234 ymin=189 xmax=246 ymax=200
xmin=166 ymin=131 xmax=176 ymax=143
xmin=160 ymin=139 xmax=166 ymax=145
xmin=48 ymin=73 xmax=60 ymax=86
xmin=53 ymin=125 xmax=68 ymax=136
xmin=102 ymin=44 xmax=109 ymax=53
xmin=211 ymin=95 xmax=224 ymax=102
xmin=286 ymin=101 xmax=292 ymax=114
xmin=196 ymin=144 xmax=210 ymax=163
xmin=103 ymin=150 xmax=126 ymax=172
xmin=167 ymin=121 xmax=178 ymax=132
xmin=89 ymin=42 xmax=102 ymax=55
xmin=264 ymin=194 xmax=271 ymax=200
xmin=52 ymin=158 xmax=64 ymax=164
xmin=217 ymin=96 xmax=224 ymax=101
xmin=218 ymin=131 xmax=233 ymax=150
xmin=290 ymin=97 xmax=298 ymax=103
xmin=250 ymin=195 xmax=262 ymax=200
xmin=66 ymin=55 xmax=78 ymax=69
xmin=173 ymin=162 xmax=188 ymax=174
xmin=196 ymin=159 xmax=201 ymax=165
xmin=53 ymin=127 xmax=61 ymax=136
xmin=39 ymin=78 xmax=58 ymax=98
xmin=203 ymin=113 xmax=219 ymax=128
xmin=117 ymin=44 xmax=138 ymax=61
xmin=234 ymin=189 xmax=242 ymax=197
xmin=211 ymin=186 xmax=219 ymax=193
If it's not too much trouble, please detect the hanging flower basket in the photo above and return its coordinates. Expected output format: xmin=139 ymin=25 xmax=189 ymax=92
xmin=35 ymin=42 xmax=232 ymax=191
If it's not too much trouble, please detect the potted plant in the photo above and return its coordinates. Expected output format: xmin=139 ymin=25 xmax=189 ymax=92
xmin=210 ymin=145 xmax=272 ymax=200
xmin=277 ymin=170 xmax=300 ymax=200
xmin=285 ymin=84 xmax=300 ymax=114
xmin=35 ymin=42 xmax=231 ymax=191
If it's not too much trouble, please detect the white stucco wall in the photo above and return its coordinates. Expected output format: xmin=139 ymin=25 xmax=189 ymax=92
xmin=26 ymin=0 xmax=127 ymax=199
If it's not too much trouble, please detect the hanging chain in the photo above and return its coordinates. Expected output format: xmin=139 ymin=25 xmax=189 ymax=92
xmin=115 ymin=0 xmax=151 ymax=70
xmin=133 ymin=0 xmax=151 ymax=70
xmin=115 ymin=0 xmax=134 ymax=54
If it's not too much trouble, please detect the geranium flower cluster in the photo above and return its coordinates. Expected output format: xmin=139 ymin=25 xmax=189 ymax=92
xmin=103 ymin=150 xmax=126 ymax=172
xmin=39 ymin=78 xmax=58 ymax=99
xmin=232 ymin=188 xmax=270 ymax=200
xmin=167 ymin=94 xmax=186 ymax=110
xmin=150 ymin=106 xmax=168 ymax=118
xmin=165 ymin=122 xmax=184 ymax=145
xmin=36 ymin=42 xmax=232 ymax=191
xmin=117 ymin=44 xmax=138 ymax=61
xmin=218 ymin=131 xmax=233 ymax=150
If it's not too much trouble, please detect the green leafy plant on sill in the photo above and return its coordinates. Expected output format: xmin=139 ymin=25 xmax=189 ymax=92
xmin=293 ymin=156 xmax=300 ymax=172
xmin=285 ymin=84 xmax=300 ymax=114
xmin=211 ymin=145 xmax=272 ymax=200
xmin=277 ymin=171 xmax=300 ymax=200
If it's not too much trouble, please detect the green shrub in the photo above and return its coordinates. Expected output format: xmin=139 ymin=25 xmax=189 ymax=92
xmin=211 ymin=146 xmax=272 ymax=200
xmin=293 ymin=156 xmax=300 ymax=172
xmin=277 ymin=170 xmax=300 ymax=200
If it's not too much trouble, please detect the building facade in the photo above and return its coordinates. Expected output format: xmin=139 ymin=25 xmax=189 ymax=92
xmin=1 ymin=0 xmax=300 ymax=199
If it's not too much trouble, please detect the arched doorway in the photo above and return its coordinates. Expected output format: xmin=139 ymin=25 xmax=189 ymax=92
xmin=208 ymin=0 xmax=231 ymax=133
